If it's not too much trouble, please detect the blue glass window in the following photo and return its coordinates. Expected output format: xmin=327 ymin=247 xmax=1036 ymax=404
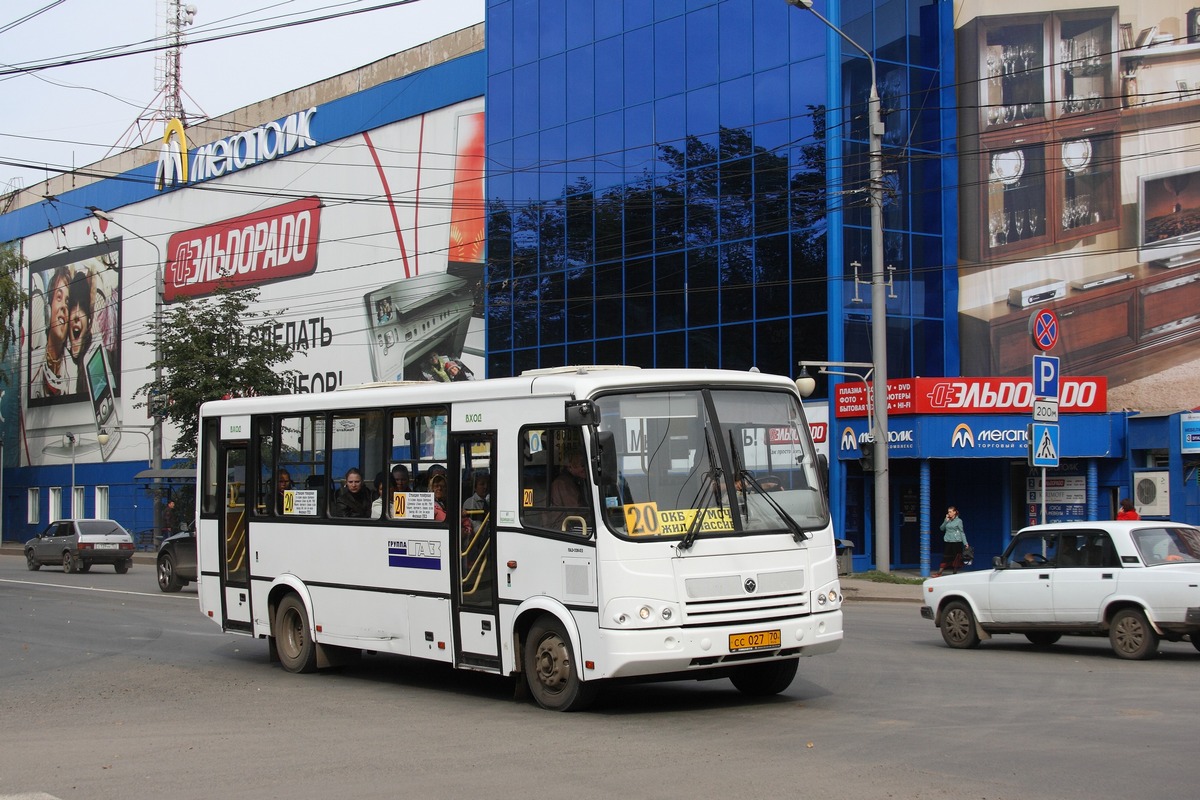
xmin=624 ymin=0 xmax=653 ymax=29
xmin=566 ymin=119 xmax=595 ymax=188
xmin=539 ymin=0 xmax=566 ymax=59
xmin=595 ymin=36 xmax=623 ymax=114
xmin=540 ymin=125 xmax=566 ymax=199
xmin=655 ymin=252 xmax=685 ymax=330
xmin=488 ymin=71 xmax=514 ymax=143
xmin=686 ymin=85 xmax=719 ymax=156
xmin=752 ymin=0 xmax=789 ymax=71
xmin=625 ymin=258 xmax=654 ymax=334
xmin=565 ymin=45 xmax=595 ymax=123
xmin=719 ymin=76 xmax=752 ymax=131
xmin=685 ymin=5 xmax=718 ymax=90
xmin=718 ymin=1 xmax=753 ymax=81
xmin=688 ymin=326 xmax=719 ymax=368
xmin=513 ymin=62 xmax=540 ymax=137
xmin=513 ymin=0 xmax=539 ymax=67
xmin=721 ymin=322 xmax=753 ymax=368
xmin=655 ymin=0 xmax=686 ymax=22
xmin=655 ymin=331 xmax=686 ymax=367
xmin=654 ymin=16 xmax=686 ymax=98
xmin=488 ymin=0 xmax=514 ymax=74
xmin=595 ymin=2 xmax=623 ymax=40
xmin=565 ymin=0 xmax=594 ymax=49
xmin=624 ymin=27 xmax=654 ymax=107
xmin=540 ymin=53 xmax=566 ymax=130
xmin=687 ymin=247 xmax=719 ymax=327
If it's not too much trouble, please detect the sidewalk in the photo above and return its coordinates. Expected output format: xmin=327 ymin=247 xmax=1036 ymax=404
xmin=839 ymin=572 xmax=925 ymax=603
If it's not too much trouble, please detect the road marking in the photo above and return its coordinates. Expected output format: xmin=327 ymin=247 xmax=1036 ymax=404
xmin=0 ymin=577 xmax=190 ymax=599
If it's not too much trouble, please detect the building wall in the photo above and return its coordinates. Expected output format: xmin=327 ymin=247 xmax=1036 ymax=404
xmin=0 ymin=28 xmax=487 ymax=542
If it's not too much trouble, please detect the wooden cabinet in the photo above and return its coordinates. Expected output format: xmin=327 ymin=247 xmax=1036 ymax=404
xmin=960 ymin=262 xmax=1200 ymax=376
xmin=958 ymin=8 xmax=1121 ymax=262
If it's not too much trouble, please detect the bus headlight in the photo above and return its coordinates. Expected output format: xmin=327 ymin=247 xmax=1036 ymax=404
xmin=605 ymin=598 xmax=682 ymax=628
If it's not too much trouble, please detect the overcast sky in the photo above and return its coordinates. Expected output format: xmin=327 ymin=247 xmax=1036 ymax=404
xmin=0 ymin=0 xmax=484 ymax=192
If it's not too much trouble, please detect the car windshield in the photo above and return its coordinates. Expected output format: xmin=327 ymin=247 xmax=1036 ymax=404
xmin=596 ymin=387 xmax=828 ymax=540
xmin=1132 ymin=526 xmax=1200 ymax=565
xmin=75 ymin=520 xmax=128 ymax=536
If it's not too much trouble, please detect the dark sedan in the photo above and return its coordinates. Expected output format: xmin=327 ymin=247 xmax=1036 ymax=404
xmin=157 ymin=527 xmax=197 ymax=592
xmin=25 ymin=519 xmax=136 ymax=573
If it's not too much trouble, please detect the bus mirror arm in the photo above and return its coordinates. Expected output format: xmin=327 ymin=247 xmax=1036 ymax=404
xmin=595 ymin=430 xmax=619 ymax=488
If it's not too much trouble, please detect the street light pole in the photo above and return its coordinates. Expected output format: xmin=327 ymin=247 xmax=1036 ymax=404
xmin=66 ymin=432 xmax=77 ymax=517
xmin=787 ymin=0 xmax=891 ymax=571
xmin=88 ymin=209 xmax=165 ymax=538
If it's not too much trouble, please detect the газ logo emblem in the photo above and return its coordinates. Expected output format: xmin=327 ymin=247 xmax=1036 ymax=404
xmin=840 ymin=426 xmax=859 ymax=451
xmin=951 ymin=423 xmax=975 ymax=448
xmin=155 ymin=118 xmax=188 ymax=190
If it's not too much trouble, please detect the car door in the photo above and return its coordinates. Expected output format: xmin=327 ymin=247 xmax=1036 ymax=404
xmin=988 ymin=531 xmax=1058 ymax=623
xmin=1053 ymin=530 xmax=1119 ymax=623
xmin=36 ymin=522 xmax=68 ymax=562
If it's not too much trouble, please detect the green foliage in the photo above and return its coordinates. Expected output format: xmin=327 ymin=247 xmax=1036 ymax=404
xmin=140 ymin=286 xmax=299 ymax=459
xmin=0 ymin=244 xmax=29 ymax=381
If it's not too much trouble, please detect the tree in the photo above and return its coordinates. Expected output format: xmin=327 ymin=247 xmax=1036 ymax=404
xmin=0 ymin=244 xmax=29 ymax=381
xmin=141 ymin=286 xmax=298 ymax=460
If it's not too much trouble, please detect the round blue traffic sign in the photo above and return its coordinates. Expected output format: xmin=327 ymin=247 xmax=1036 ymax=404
xmin=1030 ymin=309 xmax=1059 ymax=351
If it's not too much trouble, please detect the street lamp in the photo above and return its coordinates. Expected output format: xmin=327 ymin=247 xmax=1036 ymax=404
xmin=787 ymin=0 xmax=891 ymax=571
xmin=98 ymin=426 xmax=154 ymax=469
xmin=88 ymin=208 xmax=165 ymax=537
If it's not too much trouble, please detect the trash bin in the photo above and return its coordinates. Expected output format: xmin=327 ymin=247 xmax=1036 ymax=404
xmin=836 ymin=539 xmax=854 ymax=576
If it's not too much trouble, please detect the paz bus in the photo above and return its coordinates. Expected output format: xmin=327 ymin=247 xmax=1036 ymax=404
xmin=196 ymin=366 xmax=843 ymax=710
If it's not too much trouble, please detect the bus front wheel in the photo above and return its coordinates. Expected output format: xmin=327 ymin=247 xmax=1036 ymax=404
xmin=729 ymin=658 xmax=799 ymax=697
xmin=274 ymin=594 xmax=318 ymax=674
xmin=523 ymin=616 xmax=597 ymax=711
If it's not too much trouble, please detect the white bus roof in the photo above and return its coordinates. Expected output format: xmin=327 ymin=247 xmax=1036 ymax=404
xmin=200 ymin=367 xmax=800 ymax=417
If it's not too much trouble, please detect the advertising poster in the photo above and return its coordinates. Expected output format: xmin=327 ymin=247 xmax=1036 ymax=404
xmin=954 ymin=1 xmax=1200 ymax=411
xmin=16 ymin=97 xmax=485 ymax=467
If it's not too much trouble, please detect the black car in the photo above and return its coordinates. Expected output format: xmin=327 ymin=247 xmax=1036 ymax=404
xmin=157 ymin=526 xmax=197 ymax=592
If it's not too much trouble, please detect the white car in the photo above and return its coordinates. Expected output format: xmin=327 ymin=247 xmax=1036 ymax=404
xmin=920 ymin=521 xmax=1200 ymax=659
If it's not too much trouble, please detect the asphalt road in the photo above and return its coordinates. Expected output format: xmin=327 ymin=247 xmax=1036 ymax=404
xmin=1 ymin=553 xmax=1197 ymax=800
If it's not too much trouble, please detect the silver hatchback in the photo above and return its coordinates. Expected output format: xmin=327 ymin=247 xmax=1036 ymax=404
xmin=24 ymin=519 xmax=136 ymax=574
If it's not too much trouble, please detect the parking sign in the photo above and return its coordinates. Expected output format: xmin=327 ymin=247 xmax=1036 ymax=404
xmin=1033 ymin=354 xmax=1059 ymax=399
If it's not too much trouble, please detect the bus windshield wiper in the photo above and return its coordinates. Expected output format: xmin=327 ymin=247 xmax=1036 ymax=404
xmin=680 ymin=428 xmax=722 ymax=552
xmin=728 ymin=430 xmax=810 ymax=543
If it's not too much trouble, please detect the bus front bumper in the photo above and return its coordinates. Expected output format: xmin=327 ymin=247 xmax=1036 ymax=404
xmin=591 ymin=609 xmax=843 ymax=680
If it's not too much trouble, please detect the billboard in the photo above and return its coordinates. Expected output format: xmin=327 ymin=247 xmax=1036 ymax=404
xmin=954 ymin=1 xmax=1200 ymax=411
xmin=17 ymin=97 xmax=485 ymax=467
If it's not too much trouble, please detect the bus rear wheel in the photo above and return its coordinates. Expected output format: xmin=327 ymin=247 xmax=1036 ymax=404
xmin=274 ymin=594 xmax=318 ymax=673
xmin=524 ymin=616 xmax=596 ymax=711
xmin=730 ymin=658 xmax=799 ymax=697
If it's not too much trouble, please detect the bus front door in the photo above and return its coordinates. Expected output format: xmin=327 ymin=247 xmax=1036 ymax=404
xmin=219 ymin=443 xmax=252 ymax=631
xmin=453 ymin=434 xmax=499 ymax=669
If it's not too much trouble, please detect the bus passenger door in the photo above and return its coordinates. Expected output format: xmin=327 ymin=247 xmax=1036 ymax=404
xmin=219 ymin=443 xmax=252 ymax=631
xmin=453 ymin=434 xmax=499 ymax=669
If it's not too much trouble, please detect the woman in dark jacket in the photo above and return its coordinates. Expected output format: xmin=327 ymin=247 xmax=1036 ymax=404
xmin=333 ymin=468 xmax=373 ymax=518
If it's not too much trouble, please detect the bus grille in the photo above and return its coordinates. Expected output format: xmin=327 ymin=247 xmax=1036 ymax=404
xmin=681 ymin=569 xmax=809 ymax=624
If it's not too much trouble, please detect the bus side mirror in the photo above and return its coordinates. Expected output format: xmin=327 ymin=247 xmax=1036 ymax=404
xmin=818 ymin=453 xmax=829 ymax=493
xmin=596 ymin=430 xmax=619 ymax=487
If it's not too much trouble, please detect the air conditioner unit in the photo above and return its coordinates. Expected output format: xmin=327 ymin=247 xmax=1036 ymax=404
xmin=1134 ymin=471 xmax=1171 ymax=517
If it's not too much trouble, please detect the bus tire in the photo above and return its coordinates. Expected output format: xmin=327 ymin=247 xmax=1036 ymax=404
xmin=274 ymin=594 xmax=318 ymax=674
xmin=523 ymin=615 xmax=597 ymax=711
xmin=729 ymin=658 xmax=799 ymax=697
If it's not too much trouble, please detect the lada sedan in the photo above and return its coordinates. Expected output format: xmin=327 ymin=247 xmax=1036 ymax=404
xmin=920 ymin=521 xmax=1200 ymax=659
xmin=24 ymin=519 xmax=136 ymax=574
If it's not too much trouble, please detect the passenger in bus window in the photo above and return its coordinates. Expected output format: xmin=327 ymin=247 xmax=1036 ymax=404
xmin=333 ymin=468 xmax=373 ymax=518
xmin=462 ymin=472 xmax=489 ymax=532
xmin=551 ymin=451 xmax=587 ymax=508
xmin=429 ymin=473 xmax=448 ymax=521
xmin=275 ymin=470 xmax=293 ymax=514
xmin=391 ymin=464 xmax=411 ymax=492
xmin=370 ymin=472 xmax=387 ymax=518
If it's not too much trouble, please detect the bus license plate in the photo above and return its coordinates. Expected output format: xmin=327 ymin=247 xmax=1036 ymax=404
xmin=728 ymin=629 xmax=781 ymax=652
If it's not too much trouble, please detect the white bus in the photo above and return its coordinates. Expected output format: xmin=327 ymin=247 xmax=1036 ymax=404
xmin=196 ymin=366 xmax=843 ymax=710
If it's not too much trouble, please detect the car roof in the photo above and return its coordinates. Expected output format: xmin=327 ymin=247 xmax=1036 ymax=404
xmin=1017 ymin=520 xmax=1197 ymax=534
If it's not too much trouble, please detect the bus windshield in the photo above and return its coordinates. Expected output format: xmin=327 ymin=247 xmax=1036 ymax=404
xmin=596 ymin=388 xmax=828 ymax=540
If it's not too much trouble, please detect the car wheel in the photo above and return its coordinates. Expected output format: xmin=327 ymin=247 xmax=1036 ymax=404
xmin=523 ymin=615 xmax=597 ymax=711
xmin=1109 ymin=608 xmax=1159 ymax=660
xmin=62 ymin=551 xmax=79 ymax=574
xmin=274 ymin=594 xmax=318 ymax=674
xmin=114 ymin=560 xmax=130 ymax=574
xmin=1191 ymin=635 xmax=1200 ymax=654
xmin=157 ymin=553 xmax=182 ymax=592
xmin=1025 ymin=632 xmax=1062 ymax=647
xmin=78 ymin=562 xmax=91 ymax=573
xmin=729 ymin=658 xmax=799 ymax=697
xmin=25 ymin=550 xmax=40 ymax=571
xmin=940 ymin=600 xmax=981 ymax=649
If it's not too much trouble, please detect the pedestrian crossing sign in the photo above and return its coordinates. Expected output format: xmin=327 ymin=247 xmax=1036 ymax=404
xmin=1029 ymin=423 xmax=1060 ymax=468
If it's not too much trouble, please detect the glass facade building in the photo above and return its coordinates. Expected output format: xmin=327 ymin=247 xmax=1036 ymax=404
xmin=484 ymin=0 xmax=956 ymax=382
